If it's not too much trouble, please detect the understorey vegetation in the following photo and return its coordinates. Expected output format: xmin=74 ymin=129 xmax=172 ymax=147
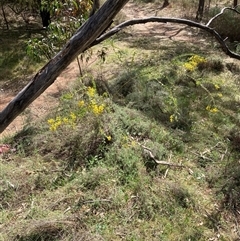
xmin=1 ymin=0 xmax=240 ymax=240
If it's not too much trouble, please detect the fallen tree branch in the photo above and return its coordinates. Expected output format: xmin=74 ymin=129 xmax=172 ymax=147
xmin=92 ymin=17 xmax=240 ymax=60
xmin=142 ymin=145 xmax=184 ymax=167
xmin=190 ymin=142 xmax=223 ymax=162
xmin=129 ymin=136 xmax=184 ymax=167
xmin=207 ymin=6 xmax=240 ymax=27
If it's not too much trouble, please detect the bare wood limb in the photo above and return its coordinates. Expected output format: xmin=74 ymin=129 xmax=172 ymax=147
xmin=190 ymin=142 xmax=223 ymax=162
xmin=0 ymin=0 xmax=129 ymax=133
xmin=206 ymin=6 xmax=240 ymax=26
xmin=141 ymin=145 xmax=184 ymax=167
xmin=76 ymin=56 xmax=83 ymax=77
xmin=163 ymin=168 xmax=169 ymax=178
xmin=129 ymin=135 xmax=183 ymax=167
xmin=220 ymin=147 xmax=228 ymax=162
xmin=92 ymin=17 xmax=240 ymax=60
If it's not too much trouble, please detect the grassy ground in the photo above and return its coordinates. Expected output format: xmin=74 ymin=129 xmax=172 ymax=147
xmin=1 ymin=1 xmax=240 ymax=240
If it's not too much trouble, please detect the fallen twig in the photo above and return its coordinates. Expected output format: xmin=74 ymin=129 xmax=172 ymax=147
xmin=168 ymin=27 xmax=188 ymax=40
xmin=78 ymin=199 xmax=112 ymax=205
xmin=141 ymin=144 xmax=184 ymax=167
xmin=190 ymin=142 xmax=224 ymax=162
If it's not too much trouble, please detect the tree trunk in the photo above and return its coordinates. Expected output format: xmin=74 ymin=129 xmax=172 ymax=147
xmin=40 ymin=9 xmax=51 ymax=28
xmin=196 ymin=0 xmax=205 ymax=21
xmin=233 ymin=0 xmax=238 ymax=7
xmin=0 ymin=0 xmax=129 ymax=133
xmin=159 ymin=0 xmax=169 ymax=10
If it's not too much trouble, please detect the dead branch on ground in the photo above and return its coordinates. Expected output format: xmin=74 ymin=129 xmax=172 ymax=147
xmin=141 ymin=145 xmax=184 ymax=167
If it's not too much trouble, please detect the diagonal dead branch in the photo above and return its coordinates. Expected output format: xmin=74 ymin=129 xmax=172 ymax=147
xmin=0 ymin=0 xmax=129 ymax=133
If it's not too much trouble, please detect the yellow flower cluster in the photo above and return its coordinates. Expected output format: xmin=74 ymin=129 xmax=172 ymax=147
xmin=206 ymin=105 xmax=219 ymax=113
xmin=47 ymin=112 xmax=77 ymax=131
xmin=184 ymin=55 xmax=206 ymax=72
xmin=170 ymin=114 xmax=175 ymax=123
xmin=120 ymin=135 xmax=137 ymax=148
xmin=214 ymin=84 xmax=223 ymax=98
xmin=169 ymin=114 xmax=178 ymax=123
xmin=48 ymin=86 xmax=107 ymax=132
xmin=87 ymin=86 xmax=96 ymax=97
xmin=84 ymin=87 xmax=106 ymax=115
xmin=89 ymin=100 xmax=105 ymax=115
xmin=214 ymin=84 xmax=220 ymax=90
xmin=78 ymin=100 xmax=85 ymax=107
xmin=47 ymin=117 xmax=62 ymax=131
xmin=99 ymin=128 xmax=112 ymax=142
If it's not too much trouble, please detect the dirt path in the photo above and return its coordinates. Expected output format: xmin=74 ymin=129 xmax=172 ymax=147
xmin=0 ymin=61 xmax=81 ymax=138
xmin=0 ymin=1 xmax=194 ymax=139
xmin=122 ymin=1 xmax=195 ymax=41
